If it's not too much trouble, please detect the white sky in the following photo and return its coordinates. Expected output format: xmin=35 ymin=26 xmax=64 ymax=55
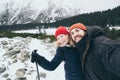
xmin=0 ymin=0 xmax=120 ymax=13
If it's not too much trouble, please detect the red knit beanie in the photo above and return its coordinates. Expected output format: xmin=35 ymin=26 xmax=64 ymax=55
xmin=55 ymin=26 xmax=69 ymax=38
xmin=69 ymin=23 xmax=87 ymax=31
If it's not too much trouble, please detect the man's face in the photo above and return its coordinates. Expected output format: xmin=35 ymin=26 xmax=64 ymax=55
xmin=70 ymin=28 xmax=86 ymax=43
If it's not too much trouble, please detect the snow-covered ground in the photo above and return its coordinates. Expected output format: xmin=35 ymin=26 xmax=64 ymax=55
xmin=109 ymin=26 xmax=120 ymax=30
xmin=0 ymin=28 xmax=65 ymax=80
xmin=13 ymin=27 xmax=70 ymax=35
xmin=13 ymin=26 xmax=120 ymax=35
xmin=13 ymin=28 xmax=57 ymax=35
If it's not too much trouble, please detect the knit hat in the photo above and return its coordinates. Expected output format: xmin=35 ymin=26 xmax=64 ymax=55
xmin=69 ymin=23 xmax=87 ymax=31
xmin=54 ymin=26 xmax=69 ymax=38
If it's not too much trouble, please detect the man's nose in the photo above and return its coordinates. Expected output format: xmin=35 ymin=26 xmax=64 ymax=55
xmin=73 ymin=32 xmax=78 ymax=37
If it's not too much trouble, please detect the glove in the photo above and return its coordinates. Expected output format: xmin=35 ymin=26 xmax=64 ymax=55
xmin=31 ymin=50 xmax=44 ymax=63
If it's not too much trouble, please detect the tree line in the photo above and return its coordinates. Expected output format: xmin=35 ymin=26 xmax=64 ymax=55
xmin=53 ymin=5 xmax=120 ymax=28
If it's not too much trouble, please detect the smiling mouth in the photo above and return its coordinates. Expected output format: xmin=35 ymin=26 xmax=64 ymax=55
xmin=74 ymin=36 xmax=82 ymax=41
xmin=75 ymin=37 xmax=79 ymax=40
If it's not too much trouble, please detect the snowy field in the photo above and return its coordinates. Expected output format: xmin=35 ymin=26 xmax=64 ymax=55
xmin=109 ymin=26 xmax=120 ymax=30
xmin=13 ymin=28 xmax=57 ymax=35
xmin=0 ymin=28 xmax=65 ymax=80
xmin=13 ymin=26 xmax=120 ymax=35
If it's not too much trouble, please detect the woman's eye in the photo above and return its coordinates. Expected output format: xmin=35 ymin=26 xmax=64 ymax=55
xmin=57 ymin=38 xmax=60 ymax=41
xmin=71 ymin=32 xmax=74 ymax=35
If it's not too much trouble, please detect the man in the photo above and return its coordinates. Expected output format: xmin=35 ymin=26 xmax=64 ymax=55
xmin=69 ymin=23 xmax=120 ymax=80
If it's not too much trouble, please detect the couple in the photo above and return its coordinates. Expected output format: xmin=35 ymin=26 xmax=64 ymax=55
xmin=31 ymin=23 xmax=120 ymax=80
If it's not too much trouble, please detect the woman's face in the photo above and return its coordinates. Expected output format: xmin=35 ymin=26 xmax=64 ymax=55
xmin=56 ymin=34 xmax=69 ymax=47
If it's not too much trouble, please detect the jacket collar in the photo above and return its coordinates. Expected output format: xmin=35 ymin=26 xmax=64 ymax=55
xmin=75 ymin=34 xmax=88 ymax=53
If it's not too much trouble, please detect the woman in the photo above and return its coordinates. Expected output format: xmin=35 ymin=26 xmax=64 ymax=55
xmin=31 ymin=26 xmax=84 ymax=80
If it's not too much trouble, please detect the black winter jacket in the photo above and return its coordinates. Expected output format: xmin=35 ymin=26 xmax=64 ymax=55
xmin=38 ymin=46 xmax=84 ymax=80
xmin=75 ymin=26 xmax=120 ymax=80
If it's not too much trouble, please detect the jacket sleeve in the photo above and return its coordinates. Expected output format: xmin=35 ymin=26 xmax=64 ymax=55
xmin=37 ymin=47 xmax=64 ymax=71
xmin=96 ymin=37 xmax=120 ymax=77
xmin=87 ymin=26 xmax=104 ymax=39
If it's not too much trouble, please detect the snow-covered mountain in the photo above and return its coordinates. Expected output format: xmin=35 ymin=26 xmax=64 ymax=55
xmin=0 ymin=0 xmax=81 ymax=25
xmin=35 ymin=1 xmax=81 ymax=23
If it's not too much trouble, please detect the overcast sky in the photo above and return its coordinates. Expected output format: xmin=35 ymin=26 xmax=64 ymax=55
xmin=0 ymin=0 xmax=120 ymax=13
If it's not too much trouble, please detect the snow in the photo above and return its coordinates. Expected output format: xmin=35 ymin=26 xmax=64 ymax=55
xmin=0 ymin=28 xmax=65 ymax=80
xmin=109 ymin=26 xmax=120 ymax=30
xmin=13 ymin=28 xmax=57 ymax=35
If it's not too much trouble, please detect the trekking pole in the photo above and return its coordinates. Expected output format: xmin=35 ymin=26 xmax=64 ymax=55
xmin=36 ymin=62 xmax=40 ymax=80
xmin=33 ymin=49 xmax=40 ymax=80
